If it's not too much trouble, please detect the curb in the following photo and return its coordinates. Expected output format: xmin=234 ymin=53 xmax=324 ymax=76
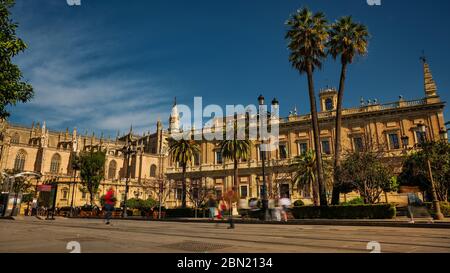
xmin=66 ymin=216 xmax=450 ymax=229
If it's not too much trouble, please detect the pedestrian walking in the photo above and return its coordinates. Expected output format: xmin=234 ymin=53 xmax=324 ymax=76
xmin=279 ymin=194 xmax=291 ymax=222
xmin=207 ymin=195 xmax=217 ymax=221
xmin=225 ymin=187 xmax=238 ymax=229
xmin=104 ymin=187 xmax=116 ymax=225
xmin=218 ymin=197 xmax=227 ymax=220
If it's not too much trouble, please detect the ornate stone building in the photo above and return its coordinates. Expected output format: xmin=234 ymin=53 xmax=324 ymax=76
xmin=0 ymin=61 xmax=447 ymax=208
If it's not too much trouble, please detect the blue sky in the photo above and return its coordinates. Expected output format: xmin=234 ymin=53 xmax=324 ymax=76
xmin=8 ymin=0 xmax=450 ymax=137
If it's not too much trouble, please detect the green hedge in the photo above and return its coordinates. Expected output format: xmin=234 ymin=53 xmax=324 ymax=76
xmin=291 ymin=204 xmax=396 ymax=219
xmin=424 ymin=202 xmax=450 ymax=217
xmin=165 ymin=208 xmax=209 ymax=218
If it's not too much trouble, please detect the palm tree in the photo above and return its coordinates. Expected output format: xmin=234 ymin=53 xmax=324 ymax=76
xmin=286 ymin=7 xmax=329 ymax=206
xmin=218 ymin=117 xmax=251 ymax=198
xmin=327 ymin=16 xmax=369 ymax=205
xmin=291 ymin=150 xmax=319 ymax=206
xmin=168 ymin=138 xmax=200 ymax=208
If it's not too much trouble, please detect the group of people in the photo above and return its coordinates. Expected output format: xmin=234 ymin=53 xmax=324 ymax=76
xmin=207 ymin=193 xmax=292 ymax=222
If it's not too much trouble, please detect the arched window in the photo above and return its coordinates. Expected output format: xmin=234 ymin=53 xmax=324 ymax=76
xmin=50 ymin=154 xmax=61 ymax=174
xmin=108 ymin=160 xmax=117 ymax=180
xmin=14 ymin=150 xmax=27 ymax=171
xmin=11 ymin=133 xmax=20 ymax=144
xmin=325 ymin=98 xmax=334 ymax=111
xmin=150 ymin=164 xmax=157 ymax=177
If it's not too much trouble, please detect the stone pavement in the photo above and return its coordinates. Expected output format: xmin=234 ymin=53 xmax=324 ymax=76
xmin=0 ymin=217 xmax=449 ymax=253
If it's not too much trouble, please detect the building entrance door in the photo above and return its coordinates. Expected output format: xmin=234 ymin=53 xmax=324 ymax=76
xmin=280 ymin=184 xmax=290 ymax=198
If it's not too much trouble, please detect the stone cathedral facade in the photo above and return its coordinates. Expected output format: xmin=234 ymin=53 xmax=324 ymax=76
xmin=0 ymin=61 xmax=447 ymax=208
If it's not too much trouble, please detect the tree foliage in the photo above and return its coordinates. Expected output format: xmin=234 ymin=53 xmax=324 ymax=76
xmin=79 ymin=151 xmax=106 ymax=205
xmin=338 ymin=149 xmax=394 ymax=204
xmin=398 ymin=141 xmax=450 ymax=202
xmin=0 ymin=0 xmax=33 ymax=119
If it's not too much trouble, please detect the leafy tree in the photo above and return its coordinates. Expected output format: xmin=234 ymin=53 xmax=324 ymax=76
xmin=186 ymin=180 xmax=215 ymax=218
xmin=168 ymin=138 xmax=200 ymax=208
xmin=327 ymin=16 xmax=370 ymax=205
xmin=219 ymin=117 xmax=251 ymax=198
xmin=0 ymin=0 xmax=33 ymax=119
xmin=338 ymin=149 xmax=394 ymax=204
xmin=398 ymin=141 xmax=450 ymax=202
xmin=79 ymin=151 xmax=106 ymax=206
xmin=286 ymin=7 xmax=329 ymax=206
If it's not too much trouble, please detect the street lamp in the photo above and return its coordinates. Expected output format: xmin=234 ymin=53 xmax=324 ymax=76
xmin=439 ymin=128 xmax=448 ymax=142
xmin=408 ymin=123 xmax=444 ymax=220
xmin=122 ymin=135 xmax=137 ymax=218
xmin=257 ymin=94 xmax=269 ymax=221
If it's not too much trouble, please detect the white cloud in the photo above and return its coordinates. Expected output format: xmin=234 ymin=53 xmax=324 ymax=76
xmin=11 ymin=6 xmax=177 ymax=135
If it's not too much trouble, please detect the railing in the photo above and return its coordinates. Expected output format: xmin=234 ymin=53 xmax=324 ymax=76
xmin=279 ymin=98 xmax=428 ymax=124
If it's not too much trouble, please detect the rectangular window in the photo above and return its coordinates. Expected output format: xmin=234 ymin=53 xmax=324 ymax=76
xmin=321 ymin=140 xmax=331 ymax=155
xmin=192 ymin=188 xmax=199 ymax=200
xmin=194 ymin=153 xmax=200 ymax=166
xmin=216 ymin=151 xmax=223 ymax=164
xmin=259 ymin=185 xmax=265 ymax=197
xmin=302 ymin=184 xmax=311 ymax=198
xmin=389 ymin=133 xmax=400 ymax=150
xmin=280 ymin=184 xmax=290 ymax=198
xmin=82 ymin=192 xmax=87 ymax=199
xmin=176 ymin=188 xmax=183 ymax=201
xmin=215 ymin=187 xmax=223 ymax=199
xmin=258 ymin=146 xmax=266 ymax=161
xmin=240 ymin=185 xmax=248 ymax=198
xmin=298 ymin=142 xmax=308 ymax=155
xmin=279 ymin=143 xmax=288 ymax=159
xmin=354 ymin=137 xmax=364 ymax=152
xmin=415 ymin=131 xmax=427 ymax=145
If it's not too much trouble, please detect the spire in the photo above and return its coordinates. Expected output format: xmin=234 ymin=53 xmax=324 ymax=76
xmin=421 ymin=54 xmax=438 ymax=97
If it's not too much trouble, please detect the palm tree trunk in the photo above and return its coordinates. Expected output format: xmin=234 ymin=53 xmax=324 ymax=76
xmin=306 ymin=62 xmax=327 ymax=206
xmin=311 ymin=177 xmax=319 ymax=206
xmin=331 ymin=62 xmax=348 ymax=205
xmin=182 ymin=165 xmax=187 ymax=208
xmin=234 ymin=156 xmax=239 ymax=198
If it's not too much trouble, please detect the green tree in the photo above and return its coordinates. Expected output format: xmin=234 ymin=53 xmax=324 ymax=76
xmin=286 ymin=7 xmax=329 ymax=206
xmin=327 ymin=16 xmax=369 ymax=205
xmin=338 ymin=149 xmax=394 ymax=204
xmin=291 ymin=150 xmax=319 ymax=206
xmin=168 ymin=138 xmax=200 ymax=208
xmin=398 ymin=141 xmax=450 ymax=202
xmin=79 ymin=151 xmax=106 ymax=206
xmin=0 ymin=0 xmax=33 ymax=119
xmin=219 ymin=117 xmax=251 ymax=198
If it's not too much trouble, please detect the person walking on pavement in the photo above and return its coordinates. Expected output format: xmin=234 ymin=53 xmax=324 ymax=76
xmin=226 ymin=187 xmax=238 ymax=229
xmin=104 ymin=187 xmax=116 ymax=225
xmin=279 ymin=194 xmax=291 ymax=222
xmin=207 ymin=194 xmax=217 ymax=221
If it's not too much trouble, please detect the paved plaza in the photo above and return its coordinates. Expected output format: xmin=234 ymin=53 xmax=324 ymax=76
xmin=0 ymin=218 xmax=449 ymax=253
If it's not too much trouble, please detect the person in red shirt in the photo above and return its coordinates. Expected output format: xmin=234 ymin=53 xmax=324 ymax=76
xmin=104 ymin=187 xmax=116 ymax=225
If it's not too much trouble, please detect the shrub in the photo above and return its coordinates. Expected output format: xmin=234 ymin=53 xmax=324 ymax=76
xmin=293 ymin=200 xmax=305 ymax=207
xmin=341 ymin=197 xmax=365 ymax=206
xmin=165 ymin=208 xmax=208 ymax=218
xmin=291 ymin=204 xmax=396 ymax=219
xmin=424 ymin=202 xmax=450 ymax=217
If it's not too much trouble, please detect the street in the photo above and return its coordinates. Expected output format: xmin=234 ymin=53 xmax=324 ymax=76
xmin=1 ymin=218 xmax=449 ymax=253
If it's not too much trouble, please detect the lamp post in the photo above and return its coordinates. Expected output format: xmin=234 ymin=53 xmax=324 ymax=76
xmin=258 ymin=94 xmax=269 ymax=220
xmin=122 ymin=135 xmax=136 ymax=218
xmin=403 ymin=123 xmax=444 ymax=220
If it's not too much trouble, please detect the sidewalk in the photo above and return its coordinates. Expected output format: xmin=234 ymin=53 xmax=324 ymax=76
xmin=37 ymin=215 xmax=450 ymax=229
